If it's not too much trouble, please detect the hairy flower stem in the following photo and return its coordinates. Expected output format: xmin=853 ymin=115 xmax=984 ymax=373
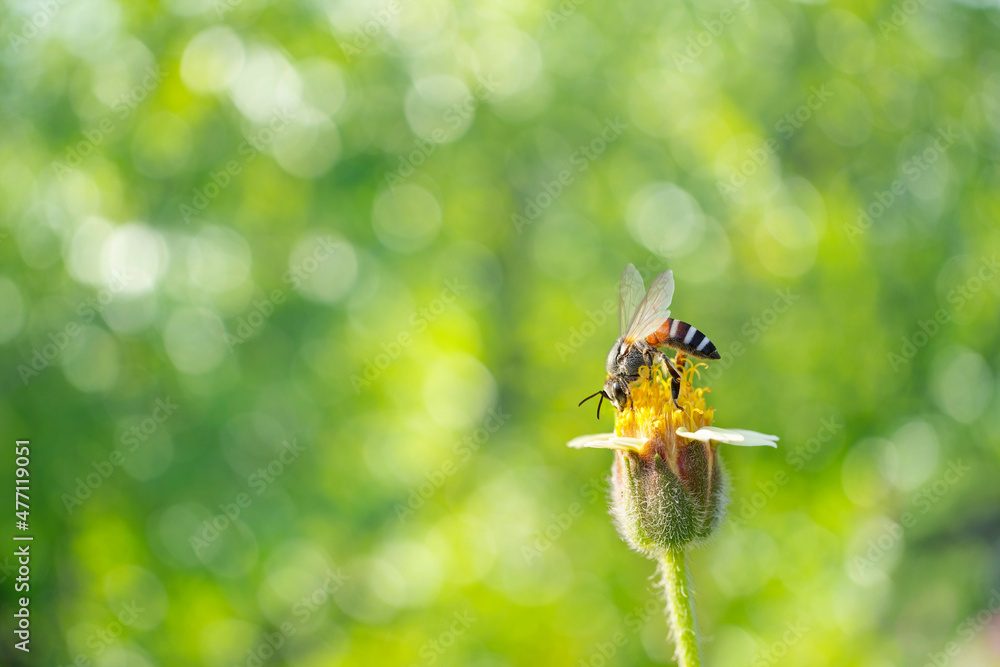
xmin=660 ymin=548 xmax=700 ymax=667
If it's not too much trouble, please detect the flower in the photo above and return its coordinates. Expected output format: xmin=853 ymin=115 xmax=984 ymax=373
xmin=568 ymin=360 xmax=777 ymax=554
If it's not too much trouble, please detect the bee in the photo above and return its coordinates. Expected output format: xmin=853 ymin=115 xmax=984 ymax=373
xmin=579 ymin=264 xmax=721 ymax=418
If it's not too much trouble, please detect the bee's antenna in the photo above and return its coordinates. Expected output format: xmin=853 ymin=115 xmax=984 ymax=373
xmin=579 ymin=390 xmax=609 ymax=419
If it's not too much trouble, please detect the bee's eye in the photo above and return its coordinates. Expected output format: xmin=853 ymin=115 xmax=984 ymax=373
xmin=612 ymin=380 xmax=627 ymax=404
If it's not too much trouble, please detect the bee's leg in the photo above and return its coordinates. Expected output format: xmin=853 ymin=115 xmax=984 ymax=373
xmin=669 ymin=353 xmax=690 ymax=409
xmin=655 ymin=350 xmax=683 ymax=409
xmin=668 ymin=364 xmax=682 ymax=409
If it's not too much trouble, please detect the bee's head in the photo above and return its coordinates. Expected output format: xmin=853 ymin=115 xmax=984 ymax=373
xmin=604 ymin=376 xmax=629 ymax=412
xmin=581 ymin=338 xmax=638 ymax=419
xmin=578 ymin=376 xmax=631 ymax=419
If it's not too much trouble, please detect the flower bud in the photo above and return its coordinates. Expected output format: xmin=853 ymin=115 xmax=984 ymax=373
xmin=605 ymin=364 xmax=725 ymax=553
xmin=569 ymin=363 xmax=778 ymax=556
xmin=609 ymin=438 xmax=728 ymax=554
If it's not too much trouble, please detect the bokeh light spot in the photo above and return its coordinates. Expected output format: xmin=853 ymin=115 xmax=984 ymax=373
xmin=931 ymin=347 xmax=994 ymax=423
xmin=626 ymin=182 xmax=706 ymax=258
xmin=422 ymin=353 xmax=497 ymax=429
xmin=271 ymin=110 xmax=341 ymax=179
xmin=163 ymin=307 xmax=227 ymax=375
xmin=372 ymin=184 xmax=442 ymax=254
xmin=288 ymin=232 xmax=357 ymax=304
xmin=404 ymin=76 xmax=474 ymax=144
xmin=100 ymin=223 xmax=168 ymax=295
xmin=181 ymin=27 xmax=245 ymax=94
xmin=61 ymin=326 xmax=120 ymax=393
xmin=103 ymin=565 xmax=169 ymax=630
xmin=189 ymin=225 xmax=253 ymax=296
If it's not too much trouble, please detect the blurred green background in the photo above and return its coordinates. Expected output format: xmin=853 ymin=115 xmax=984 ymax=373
xmin=2 ymin=0 xmax=1000 ymax=665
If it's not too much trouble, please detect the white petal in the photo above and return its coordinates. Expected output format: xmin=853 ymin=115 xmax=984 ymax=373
xmin=723 ymin=428 xmax=780 ymax=447
xmin=567 ymin=433 xmax=646 ymax=452
xmin=676 ymin=426 xmax=779 ymax=448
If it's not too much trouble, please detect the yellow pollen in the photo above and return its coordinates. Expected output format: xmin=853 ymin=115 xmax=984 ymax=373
xmin=613 ymin=359 xmax=715 ymax=456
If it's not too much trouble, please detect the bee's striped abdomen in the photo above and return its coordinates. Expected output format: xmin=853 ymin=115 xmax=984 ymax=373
xmin=646 ymin=318 xmax=721 ymax=360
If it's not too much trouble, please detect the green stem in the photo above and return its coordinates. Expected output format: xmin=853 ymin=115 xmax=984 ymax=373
xmin=660 ymin=548 xmax=701 ymax=667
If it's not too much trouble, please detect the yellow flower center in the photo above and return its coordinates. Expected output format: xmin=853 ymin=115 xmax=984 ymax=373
xmin=614 ymin=357 xmax=715 ymax=463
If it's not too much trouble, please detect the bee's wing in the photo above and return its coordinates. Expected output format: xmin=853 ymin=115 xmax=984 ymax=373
xmin=623 ymin=269 xmax=674 ymax=345
xmin=619 ymin=264 xmax=645 ymax=335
